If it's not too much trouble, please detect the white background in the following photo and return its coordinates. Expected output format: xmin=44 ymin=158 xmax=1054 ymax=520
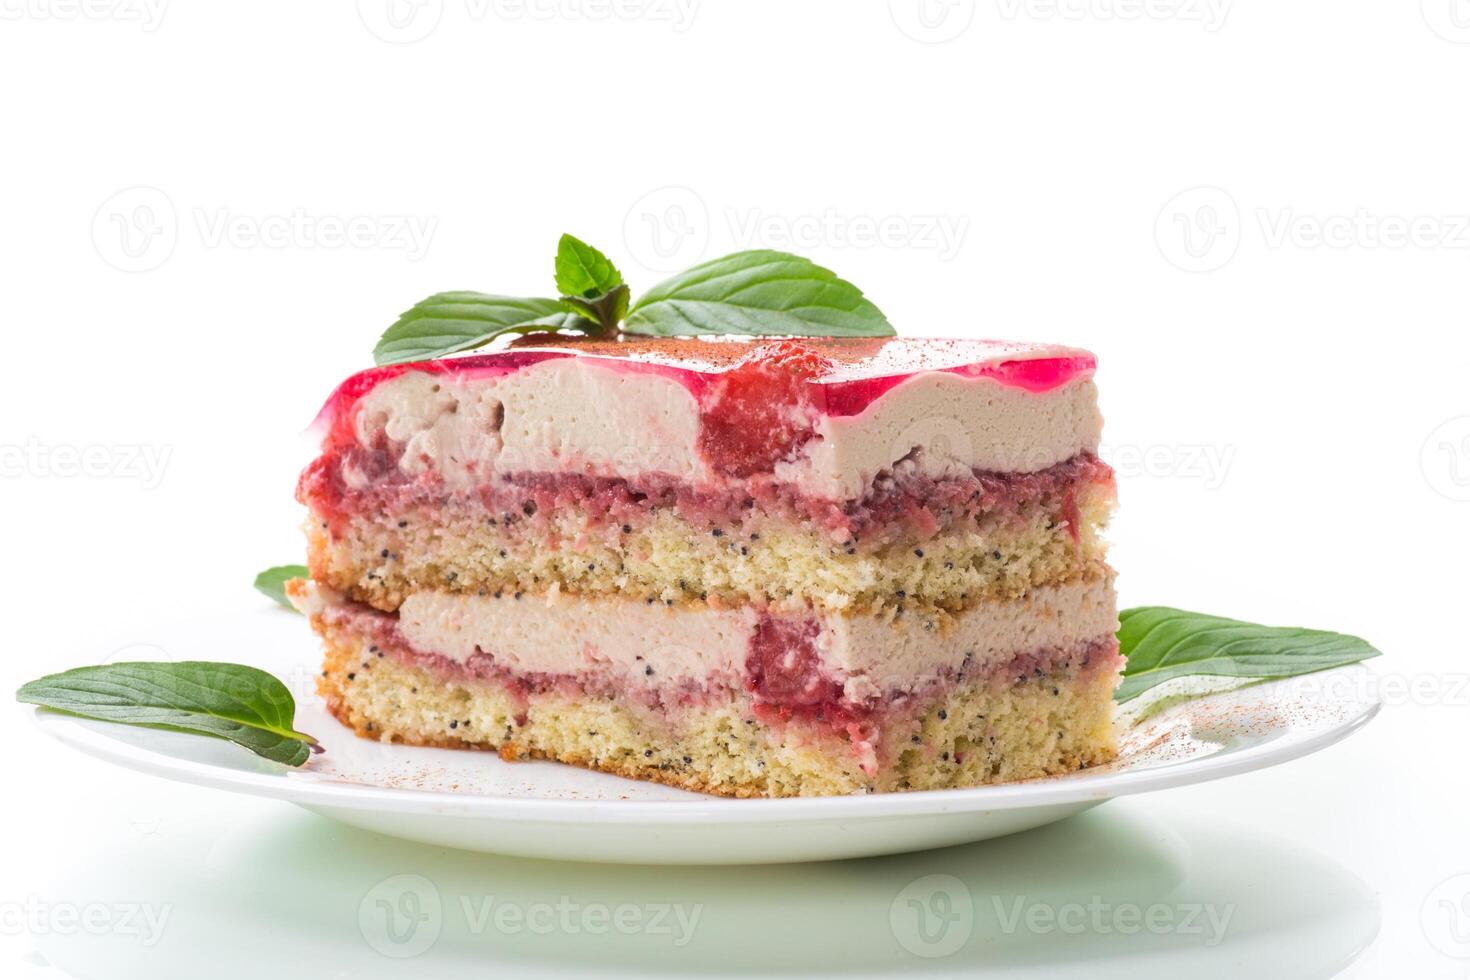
xmin=2 ymin=1 xmax=1468 ymax=977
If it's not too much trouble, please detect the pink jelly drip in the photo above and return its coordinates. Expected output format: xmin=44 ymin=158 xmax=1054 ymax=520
xmin=818 ymin=354 xmax=1096 ymax=417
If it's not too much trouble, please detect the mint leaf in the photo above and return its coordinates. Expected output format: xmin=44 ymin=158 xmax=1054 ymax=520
xmin=624 ymin=250 xmax=894 ymax=337
xmin=1116 ymin=607 xmax=1382 ymax=703
xmin=254 ymin=564 xmax=308 ymax=611
xmin=555 ymin=236 xmax=628 ymax=336
xmin=554 ymin=234 xmax=623 ymax=299
xmin=17 ymin=662 xmax=320 ymax=766
xmin=560 ymin=283 xmax=630 ymax=336
xmin=374 ymin=293 xmax=591 ymax=366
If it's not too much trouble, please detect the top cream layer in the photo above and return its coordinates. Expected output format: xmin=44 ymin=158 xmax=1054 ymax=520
xmin=347 ymin=352 xmax=1101 ymax=501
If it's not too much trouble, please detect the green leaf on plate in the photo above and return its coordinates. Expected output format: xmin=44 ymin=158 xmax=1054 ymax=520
xmin=253 ymin=564 xmax=308 ymax=611
xmin=1115 ymin=606 xmax=1382 ymax=704
xmin=373 ymin=292 xmax=591 ymax=366
xmin=623 ymin=250 xmax=895 ymax=338
xmin=554 ymin=233 xmax=623 ymax=300
xmin=16 ymin=662 xmax=320 ymax=766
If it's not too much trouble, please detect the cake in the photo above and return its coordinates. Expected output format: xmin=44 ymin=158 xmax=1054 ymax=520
xmin=289 ymin=335 xmax=1120 ymax=797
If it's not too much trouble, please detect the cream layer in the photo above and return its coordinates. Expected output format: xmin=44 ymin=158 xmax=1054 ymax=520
xmin=350 ymin=358 xmax=1102 ymax=501
xmin=296 ymin=575 xmax=1116 ymax=705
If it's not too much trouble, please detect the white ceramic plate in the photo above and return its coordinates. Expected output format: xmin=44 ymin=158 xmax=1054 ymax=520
xmin=32 ymin=609 xmax=1380 ymax=864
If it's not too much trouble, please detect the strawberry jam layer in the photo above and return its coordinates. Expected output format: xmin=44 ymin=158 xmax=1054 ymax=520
xmin=300 ymin=447 xmax=1113 ymax=544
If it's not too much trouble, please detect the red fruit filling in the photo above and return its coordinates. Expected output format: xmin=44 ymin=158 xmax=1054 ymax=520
xmin=696 ymin=341 xmax=833 ymax=478
xmin=745 ymin=614 xmax=847 ymax=718
xmin=300 ymin=439 xmax=1113 ymax=548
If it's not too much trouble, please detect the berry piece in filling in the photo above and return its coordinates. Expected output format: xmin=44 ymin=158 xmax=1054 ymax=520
xmin=745 ymin=614 xmax=843 ymax=711
xmin=697 ymin=341 xmax=833 ymax=478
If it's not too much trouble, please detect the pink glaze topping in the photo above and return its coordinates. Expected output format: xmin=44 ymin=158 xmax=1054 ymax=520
xmin=311 ymin=335 xmax=1095 ymax=449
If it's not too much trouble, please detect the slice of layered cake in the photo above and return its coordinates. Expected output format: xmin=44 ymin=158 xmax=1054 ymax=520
xmin=290 ymin=336 xmax=1120 ymax=796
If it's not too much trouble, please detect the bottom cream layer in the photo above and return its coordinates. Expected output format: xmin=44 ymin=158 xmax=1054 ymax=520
xmin=304 ymin=573 xmax=1117 ymax=707
xmin=299 ymin=585 xmax=1121 ymax=797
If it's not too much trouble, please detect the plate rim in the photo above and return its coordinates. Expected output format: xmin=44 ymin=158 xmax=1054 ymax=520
xmin=30 ymin=663 xmax=1381 ymax=824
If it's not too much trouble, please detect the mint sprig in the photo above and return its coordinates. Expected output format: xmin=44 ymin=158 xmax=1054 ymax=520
xmin=17 ymin=662 xmax=320 ymax=766
xmin=372 ymin=234 xmax=895 ymax=365
xmin=554 ymin=233 xmax=623 ymax=299
xmin=554 ymin=234 xmax=630 ymax=336
xmin=1115 ymin=606 xmax=1381 ymax=703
